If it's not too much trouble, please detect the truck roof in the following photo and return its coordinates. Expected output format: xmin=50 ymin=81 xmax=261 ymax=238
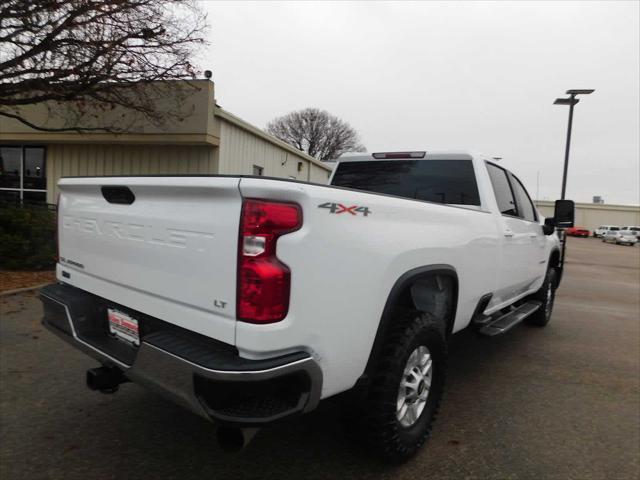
xmin=337 ymin=151 xmax=475 ymax=162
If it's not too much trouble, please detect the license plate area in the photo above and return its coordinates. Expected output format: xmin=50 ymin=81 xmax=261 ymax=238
xmin=108 ymin=308 xmax=140 ymax=346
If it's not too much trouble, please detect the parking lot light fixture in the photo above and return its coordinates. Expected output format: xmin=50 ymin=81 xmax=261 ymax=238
xmin=566 ymin=89 xmax=595 ymax=95
xmin=553 ymin=97 xmax=579 ymax=106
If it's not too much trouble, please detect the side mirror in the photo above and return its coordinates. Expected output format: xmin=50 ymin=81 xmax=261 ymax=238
xmin=553 ymin=199 xmax=575 ymax=228
xmin=542 ymin=200 xmax=575 ymax=235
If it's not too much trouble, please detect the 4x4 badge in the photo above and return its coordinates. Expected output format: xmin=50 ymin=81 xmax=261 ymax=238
xmin=318 ymin=202 xmax=371 ymax=216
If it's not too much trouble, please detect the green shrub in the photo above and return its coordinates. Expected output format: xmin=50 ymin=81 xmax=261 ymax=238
xmin=0 ymin=203 xmax=57 ymax=270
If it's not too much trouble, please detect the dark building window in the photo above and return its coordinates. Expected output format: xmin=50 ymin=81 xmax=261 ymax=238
xmin=252 ymin=165 xmax=264 ymax=176
xmin=0 ymin=146 xmax=47 ymax=204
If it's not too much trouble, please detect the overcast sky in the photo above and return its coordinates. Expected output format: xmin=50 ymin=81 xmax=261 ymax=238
xmin=201 ymin=1 xmax=639 ymax=205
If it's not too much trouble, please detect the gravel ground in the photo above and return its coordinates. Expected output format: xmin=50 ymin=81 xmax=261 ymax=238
xmin=0 ymin=237 xmax=638 ymax=480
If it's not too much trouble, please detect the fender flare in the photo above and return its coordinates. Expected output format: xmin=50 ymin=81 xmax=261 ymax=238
xmin=362 ymin=264 xmax=458 ymax=379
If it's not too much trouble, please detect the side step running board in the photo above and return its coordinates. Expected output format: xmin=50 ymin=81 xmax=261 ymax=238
xmin=479 ymin=301 xmax=542 ymax=337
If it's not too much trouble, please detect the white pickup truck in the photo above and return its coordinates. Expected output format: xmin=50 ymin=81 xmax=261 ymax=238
xmin=40 ymin=151 xmax=574 ymax=462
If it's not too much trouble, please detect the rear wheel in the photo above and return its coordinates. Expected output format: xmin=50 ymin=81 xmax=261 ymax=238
xmin=526 ymin=268 xmax=557 ymax=327
xmin=355 ymin=310 xmax=447 ymax=463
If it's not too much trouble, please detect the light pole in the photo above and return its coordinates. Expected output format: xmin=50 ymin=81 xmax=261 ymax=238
xmin=553 ymin=89 xmax=595 ymax=199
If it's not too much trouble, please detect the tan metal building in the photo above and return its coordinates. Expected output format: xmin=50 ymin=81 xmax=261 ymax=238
xmin=0 ymin=80 xmax=332 ymax=204
xmin=536 ymin=200 xmax=640 ymax=232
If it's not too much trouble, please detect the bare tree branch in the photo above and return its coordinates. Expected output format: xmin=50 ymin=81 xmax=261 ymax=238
xmin=0 ymin=0 xmax=208 ymax=132
xmin=266 ymin=108 xmax=366 ymax=162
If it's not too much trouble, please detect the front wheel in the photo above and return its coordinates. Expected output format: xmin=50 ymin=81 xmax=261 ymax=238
xmin=526 ymin=268 xmax=558 ymax=327
xmin=357 ymin=311 xmax=447 ymax=463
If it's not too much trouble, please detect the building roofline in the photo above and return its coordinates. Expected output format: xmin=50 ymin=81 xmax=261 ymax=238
xmin=535 ymin=200 xmax=640 ymax=211
xmin=214 ymin=107 xmax=332 ymax=172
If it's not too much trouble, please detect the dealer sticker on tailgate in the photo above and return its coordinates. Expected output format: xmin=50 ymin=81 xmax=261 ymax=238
xmin=108 ymin=309 xmax=140 ymax=346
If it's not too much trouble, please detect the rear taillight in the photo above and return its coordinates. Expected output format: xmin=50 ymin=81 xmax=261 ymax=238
xmin=237 ymin=199 xmax=302 ymax=323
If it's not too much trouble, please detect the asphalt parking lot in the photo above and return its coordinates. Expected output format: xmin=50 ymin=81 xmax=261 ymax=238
xmin=1 ymin=237 xmax=638 ymax=480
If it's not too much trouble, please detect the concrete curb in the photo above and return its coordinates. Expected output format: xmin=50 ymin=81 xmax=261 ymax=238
xmin=0 ymin=283 xmax=49 ymax=298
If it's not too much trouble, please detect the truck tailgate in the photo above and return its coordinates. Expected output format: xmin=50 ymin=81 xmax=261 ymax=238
xmin=57 ymin=177 xmax=242 ymax=345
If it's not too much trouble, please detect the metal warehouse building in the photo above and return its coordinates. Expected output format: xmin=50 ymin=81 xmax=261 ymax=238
xmin=536 ymin=200 xmax=640 ymax=232
xmin=0 ymin=80 xmax=332 ymax=204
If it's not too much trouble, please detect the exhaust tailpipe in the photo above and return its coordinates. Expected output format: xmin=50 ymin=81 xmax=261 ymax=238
xmin=86 ymin=366 xmax=127 ymax=393
xmin=217 ymin=427 xmax=260 ymax=452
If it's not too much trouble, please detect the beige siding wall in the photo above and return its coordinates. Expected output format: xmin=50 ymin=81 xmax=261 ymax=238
xmin=309 ymin=163 xmax=331 ymax=184
xmin=536 ymin=201 xmax=640 ymax=231
xmin=46 ymin=144 xmax=217 ymax=203
xmin=217 ymin=119 xmax=330 ymax=183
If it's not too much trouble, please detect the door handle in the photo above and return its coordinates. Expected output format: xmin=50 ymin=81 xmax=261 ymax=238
xmin=529 ymin=233 xmax=538 ymax=238
xmin=504 ymin=228 xmax=514 ymax=237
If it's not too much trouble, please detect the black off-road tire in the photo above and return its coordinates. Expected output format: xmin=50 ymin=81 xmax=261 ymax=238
xmin=526 ymin=268 xmax=558 ymax=326
xmin=356 ymin=310 xmax=447 ymax=463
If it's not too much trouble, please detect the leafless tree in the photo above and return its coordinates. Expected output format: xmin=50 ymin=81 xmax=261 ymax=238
xmin=0 ymin=0 xmax=207 ymax=132
xmin=266 ymin=108 xmax=366 ymax=162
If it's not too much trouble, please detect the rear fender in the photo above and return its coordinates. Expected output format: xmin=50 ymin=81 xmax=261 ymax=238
xmin=362 ymin=265 xmax=458 ymax=379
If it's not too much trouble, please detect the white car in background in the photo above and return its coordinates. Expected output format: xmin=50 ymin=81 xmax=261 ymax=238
xmin=602 ymin=229 xmax=637 ymax=246
xmin=595 ymin=225 xmax=620 ymax=238
xmin=622 ymin=226 xmax=640 ymax=240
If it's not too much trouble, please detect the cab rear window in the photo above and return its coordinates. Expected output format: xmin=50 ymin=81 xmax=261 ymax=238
xmin=331 ymin=160 xmax=480 ymax=206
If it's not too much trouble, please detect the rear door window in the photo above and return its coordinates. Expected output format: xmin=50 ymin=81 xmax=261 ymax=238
xmin=331 ymin=159 xmax=480 ymax=205
xmin=486 ymin=163 xmax=517 ymax=216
